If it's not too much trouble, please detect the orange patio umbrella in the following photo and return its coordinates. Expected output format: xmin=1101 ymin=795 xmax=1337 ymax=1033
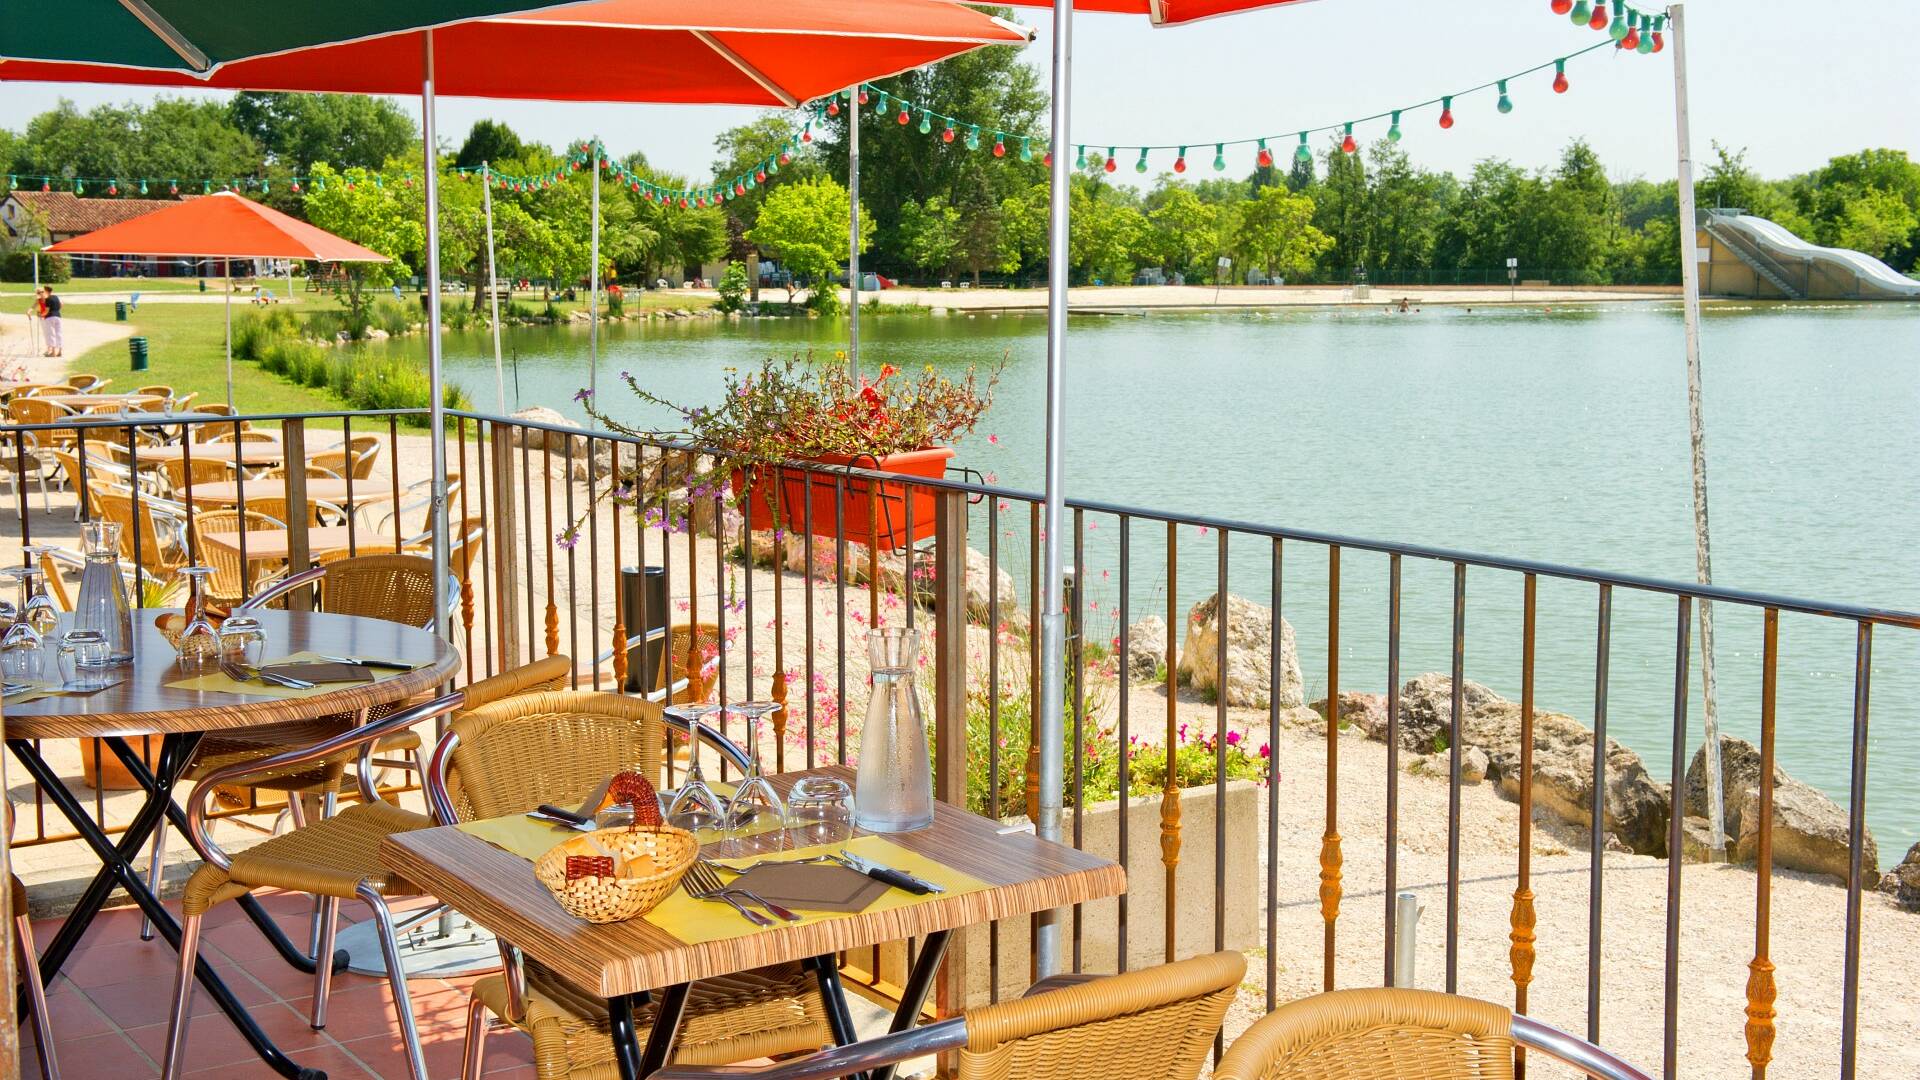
xmin=45 ymin=192 xmax=390 ymax=406
xmin=1000 ymin=0 xmax=1311 ymax=25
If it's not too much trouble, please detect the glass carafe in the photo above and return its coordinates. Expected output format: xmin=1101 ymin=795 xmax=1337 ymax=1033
xmin=853 ymin=627 xmax=933 ymax=833
xmin=74 ymin=521 xmax=134 ymax=664
xmin=174 ymin=567 xmax=221 ymax=673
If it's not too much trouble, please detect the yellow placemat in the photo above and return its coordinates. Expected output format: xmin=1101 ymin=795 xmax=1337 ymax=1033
xmin=2 ymin=679 xmax=62 ymax=705
xmin=164 ymin=650 xmax=397 ymax=700
xmin=454 ymin=815 xmax=989 ymax=944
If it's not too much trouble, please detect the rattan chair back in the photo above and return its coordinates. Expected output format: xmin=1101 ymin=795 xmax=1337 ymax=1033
xmin=161 ymin=456 xmax=235 ymax=495
xmin=955 ymin=951 xmax=1243 ymax=1080
xmin=319 ymin=554 xmax=438 ymax=627
xmin=92 ymin=489 xmax=189 ymax=580
xmin=1212 ymin=988 xmax=1517 ymax=1080
xmin=191 ymin=508 xmax=288 ymax=602
xmin=443 ymin=690 xmax=664 ymax=824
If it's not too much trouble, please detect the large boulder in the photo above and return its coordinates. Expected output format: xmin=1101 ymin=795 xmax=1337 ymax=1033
xmin=1883 ymin=843 xmax=1920 ymax=912
xmin=1309 ymin=692 xmax=1389 ymax=740
xmin=1125 ymin=616 xmax=1169 ymax=680
xmin=1176 ymin=593 xmax=1303 ymax=709
xmin=1686 ymin=735 xmax=1877 ymax=882
xmin=508 ymin=406 xmax=582 ymax=452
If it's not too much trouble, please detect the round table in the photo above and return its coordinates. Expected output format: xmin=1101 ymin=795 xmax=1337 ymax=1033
xmin=4 ymin=608 xmax=458 ymax=1080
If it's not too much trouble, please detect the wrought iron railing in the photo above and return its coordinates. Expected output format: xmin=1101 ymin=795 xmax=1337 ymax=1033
xmin=4 ymin=404 xmax=1915 ymax=1079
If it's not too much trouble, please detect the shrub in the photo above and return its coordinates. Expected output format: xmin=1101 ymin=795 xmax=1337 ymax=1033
xmin=542 ymin=300 xmax=563 ymax=323
xmin=715 ymin=261 xmax=750 ymax=312
xmin=0 ymin=250 xmax=69 ymax=283
xmin=606 ymin=288 xmax=624 ymax=317
xmin=232 ymin=309 xmax=302 ymax=360
xmin=372 ymin=297 xmax=415 ymax=337
xmin=507 ymin=300 xmax=538 ymax=321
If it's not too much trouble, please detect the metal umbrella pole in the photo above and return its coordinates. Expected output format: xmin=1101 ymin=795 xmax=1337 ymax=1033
xmin=223 ymin=261 xmax=234 ymax=408
xmin=588 ymin=143 xmax=601 ymax=428
xmin=1669 ymin=2 xmax=1726 ymax=857
xmin=848 ymin=83 xmax=862 ymax=380
xmin=484 ymin=161 xmax=507 ymax=412
xmin=1033 ymin=0 xmax=1073 ymax=978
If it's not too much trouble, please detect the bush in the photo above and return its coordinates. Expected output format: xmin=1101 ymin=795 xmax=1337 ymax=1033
xmin=232 ymin=308 xmax=302 ymax=360
xmin=507 ymin=300 xmax=538 ymax=321
xmin=0 ymin=250 xmax=69 ymax=283
xmin=715 ymin=261 xmax=750 ymax=312
xmin=542 ymin=300 xmax=563 ymax=323
xmin=372 ymin=297 xmax=416 ymax=337
xmin=606 ymin=288 xmax=624 ymax=317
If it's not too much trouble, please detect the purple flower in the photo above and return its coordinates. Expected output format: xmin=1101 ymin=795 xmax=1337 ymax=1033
xmin=573 ymin=388 xmax=593 ymax=402
xmin=555 ymin=529 xmax=581 ymax=550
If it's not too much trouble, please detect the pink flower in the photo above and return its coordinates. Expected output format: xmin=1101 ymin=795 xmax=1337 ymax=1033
xmin=1259 ymin=743 xmax=1271 ymax=759
xmin=1225 ymin=730 xmax=1242 ymax=747
xmin=987 ymin=433 xmax=1000 ymax=445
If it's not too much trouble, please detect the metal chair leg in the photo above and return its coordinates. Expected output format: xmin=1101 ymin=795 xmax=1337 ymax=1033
xmin=161 ymin=911 xmax=203 ymax=1080
xmin=360 ymin=883 xmax=429 ymax=1080
xmin=140 ymin=818 xmax=169 ymax=941
xmin=17 ymin=912 xmax=60 ymax=1080
xmin=309 ymin=896 xmax=341 ymax=1030
xmin=304 ymin=791 xmax=336 ymax=962
xmin=461 ymin=994 xmax=490 ymax=1080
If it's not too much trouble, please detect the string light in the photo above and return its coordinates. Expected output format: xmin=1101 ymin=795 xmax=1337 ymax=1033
xmin=1496 ymin=80 xmax=1513 ymax=114
xmin=1296 ymin=131 xmax=1312 ymax=163
xmin=1340 ymin=122 xmax=1357 ymax=153
xmin=1439 ymin=96 xmax=1455 ymax=129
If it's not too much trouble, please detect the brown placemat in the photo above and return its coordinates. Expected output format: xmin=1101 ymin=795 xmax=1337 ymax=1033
xmin=729 ymin=862 xmax=888 ymax=913
xmin=264 ymin=661 xmax=375 ymax=684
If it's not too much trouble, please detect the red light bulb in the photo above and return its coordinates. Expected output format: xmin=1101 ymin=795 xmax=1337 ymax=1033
xmin=827 ymin=101 xmax=840 ymax=117
xmin=1257 ymin=148 xmax=1274 ymax=168
xmin=169 ymin=182 xmax=178 ymax=195
xmin=780 ymin=151 xmax=793 ymax=165
xmin=1439 ymin=107 xmax=1454 ymax=129
xmin=942 ymin=127 xmax=955 ymax=143
xmin=858 ymin=89 xmax=870 ymax=105
xmin=1622 ymin=26 xmax=1639 ymax=48
xmin=993 ymin=139 xmax=1006 ymax=158
xmin=1341 ymin=133 xmax=1357 ymax=154
xmin=1104 ymin=155 xmax=1117 ymax=173
xmin=40 ymin=180 xmax=50 ymax=192
xmin=801 ymin=129 xmax=812 ymax=143
xmin=1042 ymin=152 xmax=1052 ymax=166
xmin=1553 ymin=71 xmax=1570 ymax=93
xmin=1652 ymin=30 xmax=1664 ymax=51
xmin=898 ymin=108 xmax=911 ymax=125
xmin=1588 ymin=4 xmax=1607 ymax=29
xmin=108 ymin=182 xmax=118 ymax=195
xmin=756 ymin=169 xmax=767 ymax=182
xmin=734 ymin=182 xmax=746 ymax=196
xmin=291 ymin=180 xmax=301 ymax=193
xmin=1173 ymin=156 xmax=1187 ymax=173
xmin=1550 ymin=0 xmax=1572 ymax=11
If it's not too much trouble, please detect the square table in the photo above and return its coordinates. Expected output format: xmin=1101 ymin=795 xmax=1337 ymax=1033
xmin=200 ymin=524 xmax=402 ymax=563
xmin=383 ymin=767 xmax=1125 ymax=1080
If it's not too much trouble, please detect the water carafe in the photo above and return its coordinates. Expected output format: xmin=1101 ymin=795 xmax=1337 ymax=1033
xmin=75 ymin=521 xmax=134 ymax=664
xmin=853 ymin=627 xmax=934 ymax=833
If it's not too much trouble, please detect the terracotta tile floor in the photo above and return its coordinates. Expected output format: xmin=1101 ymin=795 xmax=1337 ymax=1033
xmin=21 ymin=891 xmax=537 ymax=1079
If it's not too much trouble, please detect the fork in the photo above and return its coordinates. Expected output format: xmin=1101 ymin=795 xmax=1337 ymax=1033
xmin=695 ymin=857 xmax=803 ymax=922
xmin=682 ymin=861 xmax=774 ymax=927
xmin=221 ymin=660 xmax=316 ymax=690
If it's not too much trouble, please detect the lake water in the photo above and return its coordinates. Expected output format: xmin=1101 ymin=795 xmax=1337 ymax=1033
xmin=398 ymin=300 xmax=1920 ymax=852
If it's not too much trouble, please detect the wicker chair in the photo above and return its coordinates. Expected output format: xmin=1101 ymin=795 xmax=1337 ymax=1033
xmin=0 ymin=431 xmax=56 ymax=517
xmin=207 ymin=429 xmax=278 ymax=445
xmin=1209 ymin=989 xmax=1653 ymax=1080
xmin=24 ymin=385 xmax=79 ymax=398
xmin=158 ymin=456 xmax=236 ymax=499
xmin=162 ymin=694 xmax=464 ymax=1080
xmin=7 ymin=397 xmax=79 ymax=450
xmin=189 ymin=508 xmax=288 ymax=606
xmin=654 ymin=952 xmax=1246 ymax=1080
xmin=92 ymin=488 xmax=192 ymax=582
xmin=429 ymin=689 xmax=835 ymax=1080
xmin=134 ymin=384 xmax=174 ymax=399
xmin=68 ymin=373 xmax=109 ymax=392
xmin=13 ymin=875 xmax=59 ymax=1079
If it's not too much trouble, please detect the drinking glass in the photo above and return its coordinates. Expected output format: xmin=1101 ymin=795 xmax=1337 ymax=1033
xmin=173 ymin=567 xmax=221 ymax=673
xmin=787 ymin=776 xmax=855 ymax=847
xmin=56 ymin=630 xmax=110 ymax=689
xmin=1 ymin=567 xmax=49 ymax=681
xmin=663 ymin=703 xmax=727 ymax=834
xmin=18 ymin=549 xmax=58 ymax=640
xmin=219 ymin=616 xmax=267 ymax=667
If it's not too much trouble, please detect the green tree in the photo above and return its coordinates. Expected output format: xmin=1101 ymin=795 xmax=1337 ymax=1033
xmin=710 ymin=115 xmax=821 ymax=228
xmin=746 ymin=176 xmax=873 ymax=310
xmin=1144 ymin=184 xmax=1225 ymax=281
xmin=1830 ymin=187 xmax=1918 ymax=262
xmin=1366 ymin=140 xmax=1449 ymax=278
xmin=1068 ymin=180 xmax=1146 ymax=284
xmin=455 ymin=120 xmax=525 ymax=171
xmin=228 ymin=92 xmax=415 ymax=173
xmin=11 ymin=98 xmax=260 ymax=188
xmin=897 ymin=196 xmax=961 ymax=278
xmin=302 ymin=163 xmax=419 ymax=332
xmin=1232 ymin=185 xmax=1331 ymax=282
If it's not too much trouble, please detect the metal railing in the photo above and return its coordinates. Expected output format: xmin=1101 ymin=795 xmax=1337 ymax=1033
xmin=5 ymin=404 xmax=1915 ymax=1078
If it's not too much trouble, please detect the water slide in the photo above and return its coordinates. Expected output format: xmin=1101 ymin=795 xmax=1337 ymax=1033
xmin=1702 ymin=210 xmax=1920 ymax=300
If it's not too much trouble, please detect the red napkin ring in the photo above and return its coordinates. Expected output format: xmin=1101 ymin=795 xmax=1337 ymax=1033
xmin=565 ymin=855 xmax=615 ymax=882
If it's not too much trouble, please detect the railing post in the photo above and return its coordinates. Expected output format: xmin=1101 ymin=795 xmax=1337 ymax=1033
xmin=932 ymin=489 xmax=967 ymax=1024
xmin=489 ymin=428 xmax=523 ymax=668
xmin=282 ymin=419 xmax=312 ymax=611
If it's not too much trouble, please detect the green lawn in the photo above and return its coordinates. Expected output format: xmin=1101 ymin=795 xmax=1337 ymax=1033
xmin=0 ymin=277 xmax=213 ymax=296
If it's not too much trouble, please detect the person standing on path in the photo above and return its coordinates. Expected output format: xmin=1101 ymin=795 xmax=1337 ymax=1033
xmin=37 ymin=286 xmax=62 ymax=357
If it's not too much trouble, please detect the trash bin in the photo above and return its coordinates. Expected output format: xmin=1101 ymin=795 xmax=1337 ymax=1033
xmin=198 ymin=279 xmax=207 ymax=293
xmin=114 ymin=301 xmax=128 ymax=321
xmin=619 ymin=566 xmax=670 ymax=694
xmin=128 ymin=337 xmax=149 ymax=371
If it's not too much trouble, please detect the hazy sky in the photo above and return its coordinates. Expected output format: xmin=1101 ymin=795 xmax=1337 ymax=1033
xmin=5 ymin=1 xmax=1916 ymax=188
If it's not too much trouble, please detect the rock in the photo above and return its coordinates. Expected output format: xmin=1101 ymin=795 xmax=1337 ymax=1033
xmin=1686 ymin=735 xmax=1877 ymax=882
xmin=1391 ymin=673 xmax=1506 ymax=753
xmin=1883 ymin=843 xmax=1920 ymax=911
xmin=365 ymin=327 xmax=389 ymax=339
xmin=1309 ymin=692 xmax=1388 ymax=740
xmin=1679 ymin=816 xmax=1720 ymax=863
xmin=508 ymin=406 xmax=582 ymax=453
xmin=1460 ymin=746 xmax=1489 ymax=784
xmin=1125 ymin=616 xmax=1168 ymax=680
xmin=1175 ymin=593 xmax=1303 ymax=709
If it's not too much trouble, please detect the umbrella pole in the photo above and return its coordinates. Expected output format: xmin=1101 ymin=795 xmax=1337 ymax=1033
xmin=848 ymin=83 xmax=861 ymax=381
xmin=1669 ymin=3 xmax=1726 ymax=859
xmin=421 ymin=28 xmax=452 ymax=662
xmin=589 ymin=146 xmax=600 ymax=429
xmin=485 ymin=162 xmax=507 ymax=413
xmin=224 ymin=265 xmax=234 ymax=408
xmin=1034 ymin=0 xmax=1074 ymax=979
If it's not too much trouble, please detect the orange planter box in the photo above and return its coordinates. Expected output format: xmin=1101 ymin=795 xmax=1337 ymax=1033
xmin=79 ymin=736 xmax=163 ymax=791
xmin=733 ymin=447 xmax=955 ymax=551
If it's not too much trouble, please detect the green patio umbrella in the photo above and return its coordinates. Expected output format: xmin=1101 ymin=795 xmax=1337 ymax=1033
xmin=0 ymin=0 xmax=585 ymax=71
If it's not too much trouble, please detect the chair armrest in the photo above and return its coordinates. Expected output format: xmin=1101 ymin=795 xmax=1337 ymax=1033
xmin=652 ymin=1017 xmax=968 ymax=1080
xmin=425 ymin=730 xmax=461 ymax=826
xmin=663 ymin=717 xmax=753 ymax=774
xmin=184 ymin=691 xmax=464 ymax=871
xmin=1511 ymin=1016 xmax=1653 ymax=1080
xmin=1022 ymin=972 xmax=1102 ymax=997
xmin=237 ymin=565 xmax=327 ymax=610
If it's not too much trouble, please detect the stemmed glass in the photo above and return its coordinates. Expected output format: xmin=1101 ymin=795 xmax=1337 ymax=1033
xmin=663 ymin=702 xmax=728 ymax=835
xmin=174 ymin=566 xmax=221 ymax=672
xmin=724 ymin=701 xmax=788 ymax=835
xmin=1 ymin=565 xmax=51 ymax=681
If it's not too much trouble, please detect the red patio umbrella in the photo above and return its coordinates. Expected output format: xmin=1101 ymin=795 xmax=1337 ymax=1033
xmin=45 ymin=191 xmax=390 ymax=405
xmin=1000 ymin=0 xmax=1313 ymax=26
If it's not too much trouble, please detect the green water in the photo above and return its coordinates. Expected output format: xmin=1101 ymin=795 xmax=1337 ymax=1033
xmin=397 ymin=300 xmax=1920 ymax=852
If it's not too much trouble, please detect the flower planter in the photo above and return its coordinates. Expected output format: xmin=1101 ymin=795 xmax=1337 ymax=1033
xmin=732 ymin=447 xmax=954 ymax=551
xmin=78 ymin=736 xmax=164 ymax=791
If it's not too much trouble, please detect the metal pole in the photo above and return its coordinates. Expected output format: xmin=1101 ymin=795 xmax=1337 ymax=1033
xmin=422 ymin=28 xmax=452 ymax=645
xmin=847 ymin=85 xmax=862 ymax=381
xmin=1033 ymin=0 xmax=1073 ymax=979
xmin=1669 ymin=2 xmax=1726 ymax=859
xmin=588 ymin=145 xmax=601 ymax=429
xmin=484 ymin=162 xmax=507 ymax=413
xmin=224 ymin=267 xmax=234 ymax=408
xmin=286 ymin=259 xmax=295 ymax=301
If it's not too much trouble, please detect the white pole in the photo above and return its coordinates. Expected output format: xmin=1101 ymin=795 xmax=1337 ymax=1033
xmin=588 ymin=145 xmax=600 ymax=429
xmin=847 ymin=85 xmax=862 ymax=380
xmin=1033 ymin=0 xmax=1073 ymax=978
xmin=484 ymin=162 xmax=507 ymax=413
xmin=286 ymin=259 xmax=295 ymax=301
xmin=29 ymin=251 xmax=41 ymax=356
xmin=1669 ymin=3 xmax=1726 ymax=858
xmin=422 ymin=28 xmax=452 ymax=676
xmin=224 ymin=264 xmax=234 ymax=407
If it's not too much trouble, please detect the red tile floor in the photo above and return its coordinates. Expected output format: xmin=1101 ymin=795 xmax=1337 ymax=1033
xmin=22 ymin=890 xmax=536 ymax=1079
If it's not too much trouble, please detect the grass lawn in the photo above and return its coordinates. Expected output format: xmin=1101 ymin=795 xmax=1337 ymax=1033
xmin=0 ymin=277 xmax=214 ymax=296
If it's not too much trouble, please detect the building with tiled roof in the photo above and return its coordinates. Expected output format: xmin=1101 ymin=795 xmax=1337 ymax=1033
xmin=1 ymin=190 xmax=204 ymax=277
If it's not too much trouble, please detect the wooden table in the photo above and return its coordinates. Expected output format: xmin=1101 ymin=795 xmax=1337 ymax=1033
xmin=200 ymin=524 xmax=407 ymax=563
xmin=179 ymin=477 xmax=396 ymax=509
xmin=133 ymin=439 xmax=286 ymax=467
xmin=6 ymin=609 xmax=458 ymax=1079
xmin=385 ymin=767 xmax=1125 ymax=1080
xmin=43 ymin=393 xmax=166 ymax=411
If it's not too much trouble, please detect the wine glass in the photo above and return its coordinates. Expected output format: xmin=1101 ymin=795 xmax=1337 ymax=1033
xmin=174 ymin=566 xmax=221 ymax=673
xmin=1 ymin=567 xmax=49 ymax=681
xmin=723 ymin=700 xmax=788 ymax=836
xmin=663 ymin=702 xmax=727 ymax=835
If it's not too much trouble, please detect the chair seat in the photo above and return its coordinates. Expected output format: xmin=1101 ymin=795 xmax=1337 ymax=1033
xmin=182 ymin=800 xmax=431 ymax=915
xmin=473 ymin=959 xmax=832 ymax=1080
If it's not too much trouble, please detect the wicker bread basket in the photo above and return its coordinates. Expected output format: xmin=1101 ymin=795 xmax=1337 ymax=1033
xmin=533 ymin=825 xmax=698 ymax=924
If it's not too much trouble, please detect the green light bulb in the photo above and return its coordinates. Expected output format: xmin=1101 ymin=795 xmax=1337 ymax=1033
xmin=1609 ymin=1 xmax=1628 ymax=39
xmin=1570 ymin=0 xmax=1590 ymax=23
xmin=1213 ymin=144 xmax=1226 ymax=171
xmin=1497 ymin=80 xmax=1513 ymax=114
xmin=966 ymin=125 xmax=981 ymax=151
xmin=919 ymin=110 xmax=932 ymax=134
xmin=1637 ymin=26 xmax=1654 ymax=52
xmin=1020 ymin=137 xmax=1033 ymax=161
xmin=1295 ymin=132 xmax=1312 ymax=163
xmin=1135 ymin=147 xmax=1149 ymax=173
xmin=1075 ymin=145 xmax=1087 ymax=169
xmin=138 ymin=179 xmax=148 ymax=194
xmin=1388 ymin=110 xmax=1403 ymax=142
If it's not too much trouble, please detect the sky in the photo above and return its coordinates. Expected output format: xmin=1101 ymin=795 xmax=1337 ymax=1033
xmin=4 ymin=0 xmax=1917 ymax=189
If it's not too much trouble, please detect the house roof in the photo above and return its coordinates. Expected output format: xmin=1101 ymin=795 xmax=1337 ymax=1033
xmin=4 ymin=190 xmax=194 ymax=237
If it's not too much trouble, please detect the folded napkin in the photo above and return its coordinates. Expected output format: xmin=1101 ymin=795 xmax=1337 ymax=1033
xmin=728 ymin=862 xmax=888 ymax=913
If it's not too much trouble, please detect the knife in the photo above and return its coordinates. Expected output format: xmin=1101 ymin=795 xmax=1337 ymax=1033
xmin=835 ymin=850 xmax=943 ymax=895
xmin=312 ymin=654 xmax=415 ymax=670
xmin=529 ymin=805 xmax=597 ymax=832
